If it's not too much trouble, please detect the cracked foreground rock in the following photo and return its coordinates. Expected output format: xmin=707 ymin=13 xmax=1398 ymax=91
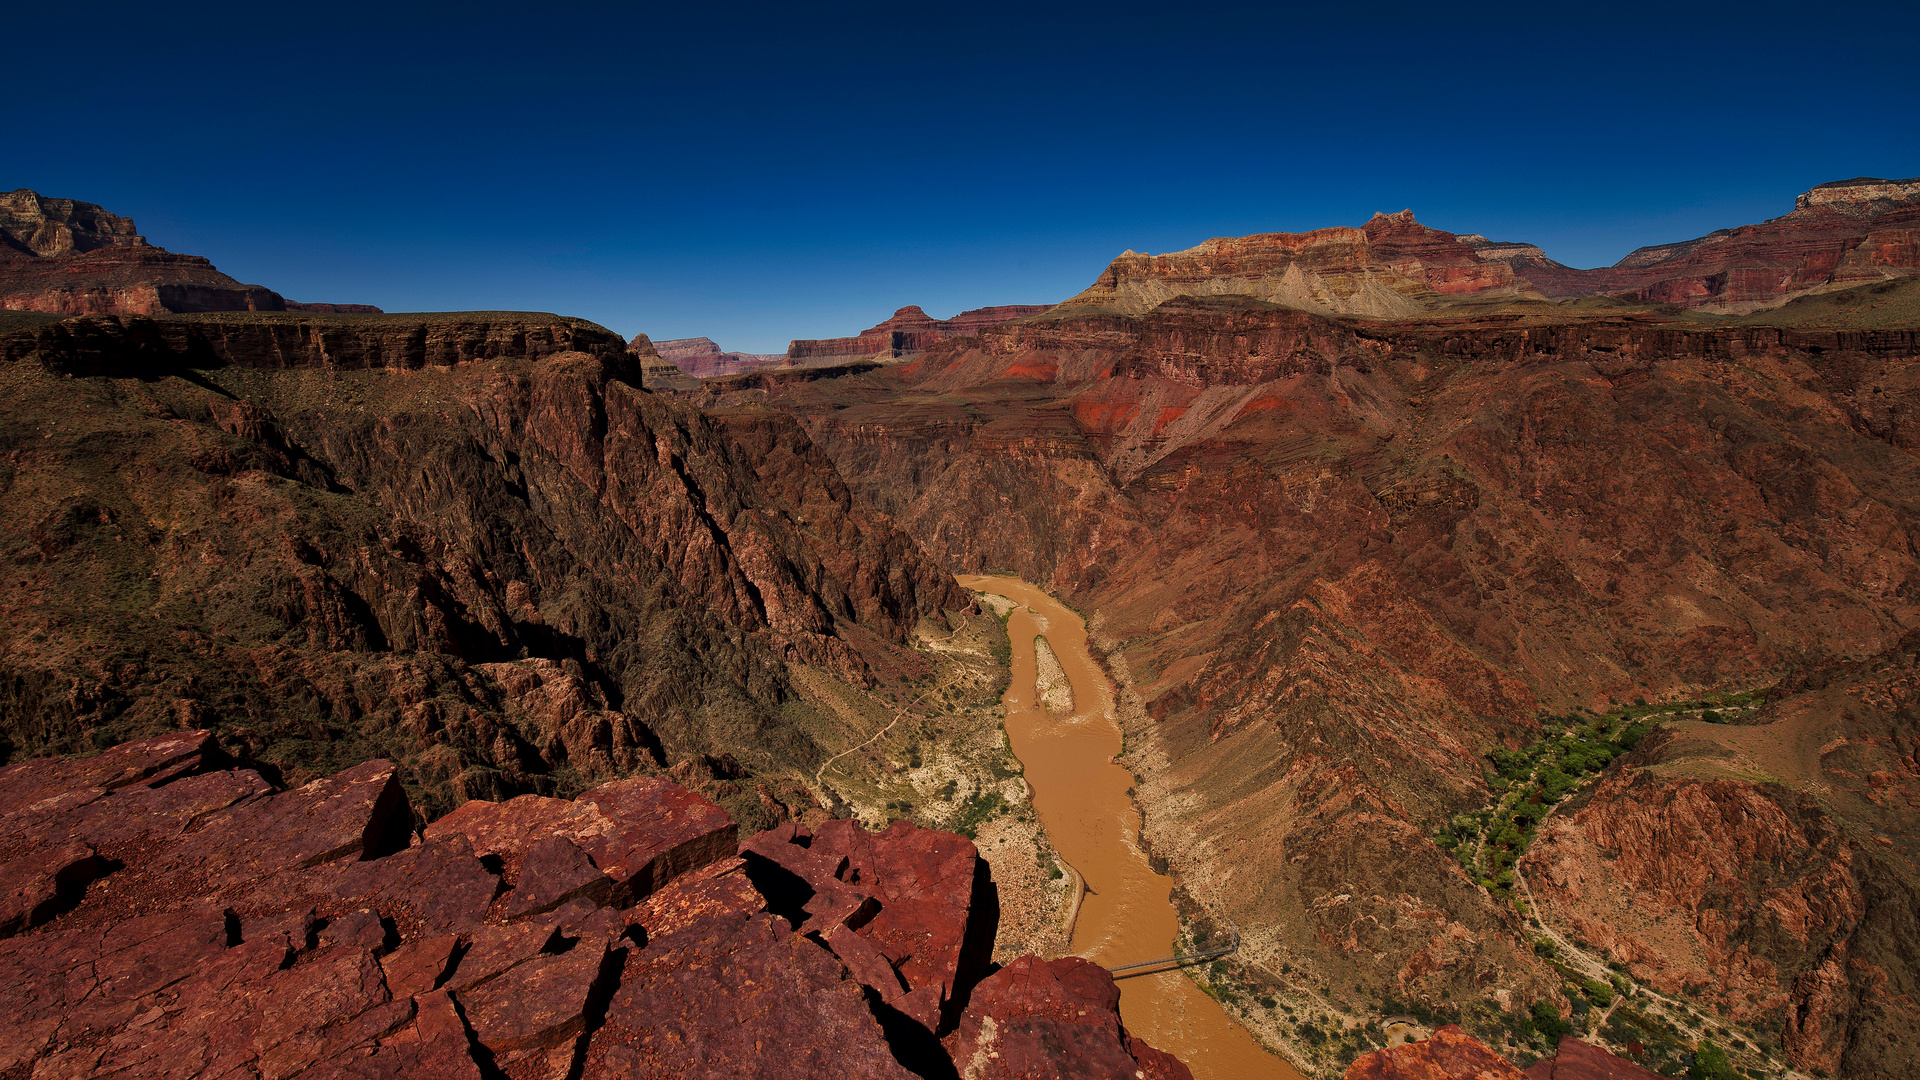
xmin=0 ymin=732 xmax=1188 ymax=1079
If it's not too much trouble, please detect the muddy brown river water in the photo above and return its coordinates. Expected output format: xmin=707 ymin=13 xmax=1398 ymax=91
xmin=959 ymin=576 xmax=1303 ymax=1080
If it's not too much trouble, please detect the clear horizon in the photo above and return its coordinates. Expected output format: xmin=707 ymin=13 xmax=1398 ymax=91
xmin=5 ymin=1 xmax=1916 ymax=354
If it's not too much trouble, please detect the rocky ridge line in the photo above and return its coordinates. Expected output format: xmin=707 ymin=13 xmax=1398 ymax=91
xmin=1 ymin=189 xmax=379 ymax=316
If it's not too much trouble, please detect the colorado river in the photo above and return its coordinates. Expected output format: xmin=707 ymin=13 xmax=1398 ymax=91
xmin=959 ymin=576 xmax=1302 ymax=1080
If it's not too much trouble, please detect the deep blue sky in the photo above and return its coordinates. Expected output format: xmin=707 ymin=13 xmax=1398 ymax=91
xmin=7 ymin=2 xmax=1917 ymax=353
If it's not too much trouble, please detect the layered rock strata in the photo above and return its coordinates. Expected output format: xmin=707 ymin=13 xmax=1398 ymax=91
xmin=1480 ymin=177 xmax=1920 ymax=312
xmin=785 ymin=304 xmax=1050 ymax=366
xmin=729 ymin=293 xmax=1920 ymax=1068
xmin=0 ymin=312 xmax=963 ymax=821
xmin=647 ymin=335 xmax=784 ymax=378
xmin=1054 ymin=211 xmax=1542 ymax=319
xmin=0 ymin=733 xmax=1186 ymax=1080
xmin=1057 ymin=177 xmax=1920 ymax=320
xmin=0 ymin=189 xmax=379 ymax=315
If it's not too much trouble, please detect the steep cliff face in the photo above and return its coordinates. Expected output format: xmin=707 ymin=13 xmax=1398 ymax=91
xmin=0 ymin=312 xmax=964 ymax=819
xmin=1054 ymin=178 xmax=1920 ymax=322
xmin=1480 ymin=177 xmax=1920 ymax=312
xmin=646 ymin=335 xmax=784 ymax=377
xmin=725 ymin=295 xmax=1920 ymax=1048
xmin=1054 ymin=211 xmax=1540 ymax=319
xmin=0 ymin=189 xmax=379 ymax=315
xmin=1522 ymin=632 xmax=1920 ymax=1078
xmin=785 ymin=303 xmax=1052 ymax=364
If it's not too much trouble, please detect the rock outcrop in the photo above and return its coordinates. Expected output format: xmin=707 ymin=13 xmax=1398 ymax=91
xmin=0 ymin=733 xmax=1185 ymax=1080
xmin=1345 ymin=1026 xmax=1525 ymax=1079
xmin=0 ymin=189 xmax=379 ymax=315
xmin=786 ymin=304 xmax=1050 ymax=365
xmin=0 ymin=312 xmax=965 ymax=824
xmin=1522 ymin=1037 xmax=1664 ymax=1080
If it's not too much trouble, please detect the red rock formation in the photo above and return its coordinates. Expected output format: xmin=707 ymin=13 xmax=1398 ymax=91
xmin=785 ymin=303 xmax=1051 ymax=364
xmin=1345 ymin=1026 xmax=1526 ymax=1080
xmin=1479 ymin=177 xmax=1920 ymax=311
xmin=1056 ymin=211 xmax=1536 ymax=319
xmin=0 ymin=733 xmax=1185 ymax=1079
xmin=944 ymin=955 xmax=1195 ymax=1080
xmin=1523 ymin=1037 xmax=1664 ymax=1080
xmin=0 ymin=189 xmax=380 ymax=315
xmin=0 ymin=312 xmax=966 ymax=824
xmin=647 ymin=334 xmax=784 ymax=377
xmin=742 ymin=818 xmax=998 ymax=1032
xmin=1522 ymin=630 xmax=1920 ymax=1078
xmin=725 ymin=292 xmax=1920 ymax=1060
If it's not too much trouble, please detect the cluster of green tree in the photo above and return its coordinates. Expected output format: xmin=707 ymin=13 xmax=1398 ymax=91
xmin=1434 ymin=709 xmax=1659 ymax=904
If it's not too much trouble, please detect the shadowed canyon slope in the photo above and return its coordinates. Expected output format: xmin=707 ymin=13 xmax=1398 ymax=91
xmin=0 ymin=189 xmax=379 ymax=315
xmin=0 ymin=310 xmax=963 ymax=822
xmin=715 ymin=267 xmax=1920 ymax=1072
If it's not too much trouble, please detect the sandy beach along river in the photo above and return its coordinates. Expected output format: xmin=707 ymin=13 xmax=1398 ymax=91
xmin=959 ymin=576 xmax=1302 ymax=1080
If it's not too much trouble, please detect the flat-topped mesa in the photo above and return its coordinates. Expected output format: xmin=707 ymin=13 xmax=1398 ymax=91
xmin=1055 ymin=209 xmax=1542 ymax=319
xmin=785 ymin=302 xmax=1051 ymax=366
xmin=0 ymin=188 xmax=380 ymax=316
xmin=647 ymin=335 xmax=785 ymax=378
xmin=1474 ymin=176 xmax=1920 ymax=311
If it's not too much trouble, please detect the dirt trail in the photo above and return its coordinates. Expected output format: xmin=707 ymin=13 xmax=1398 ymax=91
xmin=961 ymin=575 xmax=1302 ymax=1080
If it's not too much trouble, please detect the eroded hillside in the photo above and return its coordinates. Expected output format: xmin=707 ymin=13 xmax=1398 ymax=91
xmin=711 ymin=294 xmax=1920 ymax=1073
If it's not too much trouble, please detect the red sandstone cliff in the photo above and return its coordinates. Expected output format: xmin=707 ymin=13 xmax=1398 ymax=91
xmin=785 ymin=303 xmax=1051 ymax=364
xmin=1055 ymin=177 xmax=1920 ymax=320
xmin=1478 ymin=177 xmax=1920 ymax=311
xmin=644 ymin=335 xmax=784 ymax=378
xmin=1055 ymin=210 xmax=1540 ymax=319
xmin=0 ymin=189 xmax=380 ymax=315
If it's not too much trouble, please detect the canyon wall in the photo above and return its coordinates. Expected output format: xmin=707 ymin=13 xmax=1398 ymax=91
xmin=0 ymin=312 xmax=963 ymax=823
xmin=732 ymin=295 xmax=1920 ymax=1069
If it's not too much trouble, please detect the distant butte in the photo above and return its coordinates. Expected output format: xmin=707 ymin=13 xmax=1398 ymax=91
xmin=0 ymin=188 xmax=380 ymax=316
xmin=642 ymin=335 xmax=785 ymax=378
xmin=785 ymin=303 xmax=1051 ymax=366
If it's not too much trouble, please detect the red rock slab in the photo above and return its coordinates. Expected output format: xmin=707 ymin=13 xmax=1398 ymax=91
xmin=459 ymin=933 xmax=622 ymax=1074
xmin=581 ymin=910 xmax=917 ymax=1080
xmin=1345 ymin=1025 xmax=1527 ymax=1080
xmin=810 ymin=818 xmax=997 ymax=1028
xmin=943 ymin=955 xmax=1191 ymax=1080
xmin=0 ymin=839 xmax=111 ymax=937
xmin=1524 ymin=1037 xmax=1665 ymax=1080
xmin=425 ymin=776 xmax=735 ymax=901
xmin=155 ymin=760 xmax=413 ymax=896
xmin=367 ymin=989 xmax=487 ymax=1080
xmin=502 ymin=834 xmax=624 ymax=919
